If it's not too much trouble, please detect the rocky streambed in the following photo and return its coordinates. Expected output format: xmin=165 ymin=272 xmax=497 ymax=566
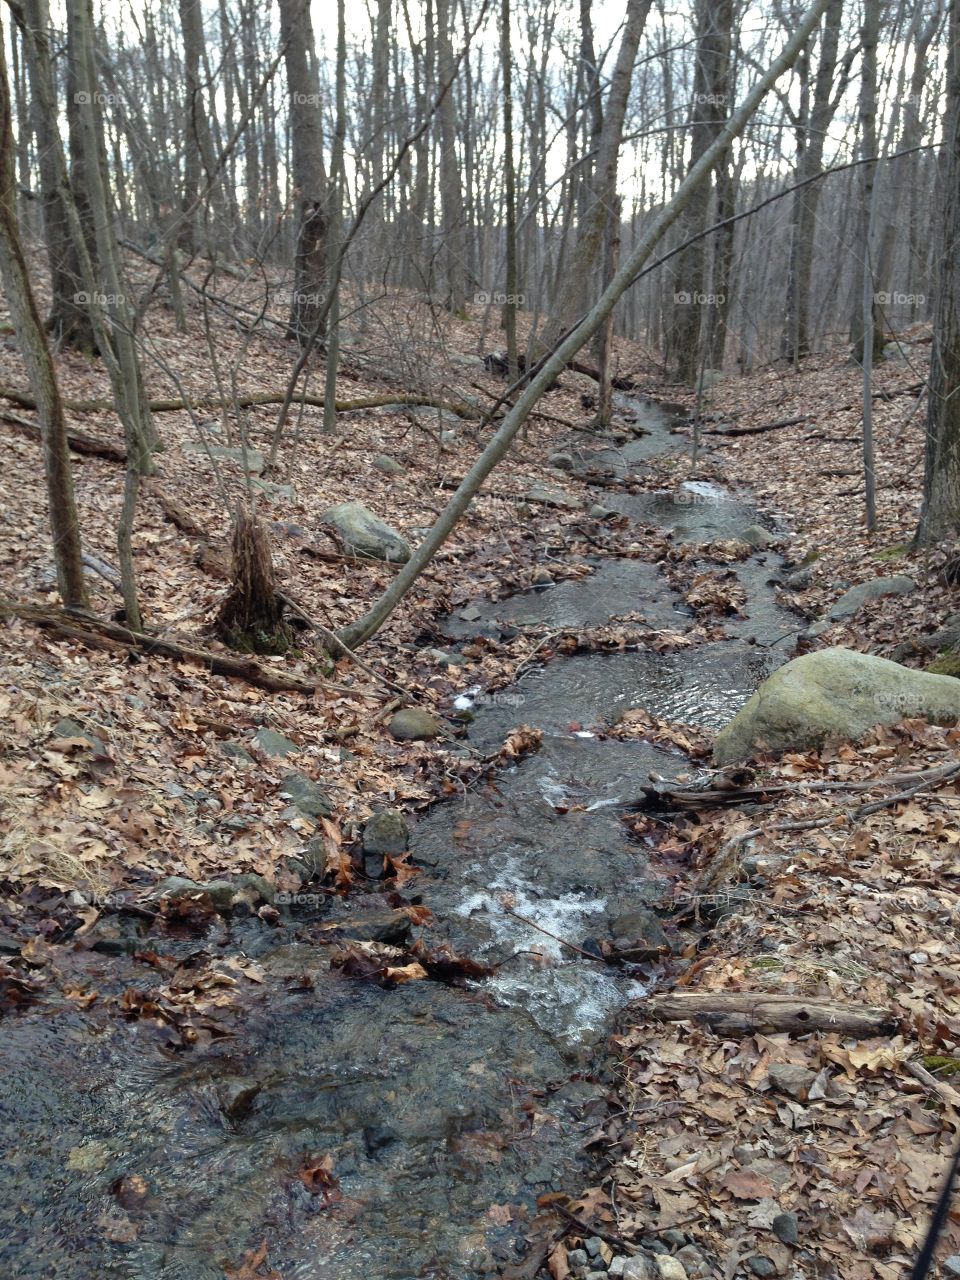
xmin=0 ymin=399 xmax=806 ymax=1280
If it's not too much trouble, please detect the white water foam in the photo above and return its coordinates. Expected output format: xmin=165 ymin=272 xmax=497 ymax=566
xmin=456 ymin=856 xmax=650 ymax=1041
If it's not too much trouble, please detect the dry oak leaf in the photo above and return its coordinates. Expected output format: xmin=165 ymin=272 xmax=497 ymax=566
xmin=222 ymin=1239 xmax=282 ymax=1280
xmin=721 ymin=1169 xmax=777 ymax=1200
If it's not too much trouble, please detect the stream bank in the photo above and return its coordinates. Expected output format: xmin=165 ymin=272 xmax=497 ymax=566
xmin=0 ymin=397 xmax=806 ymax=1280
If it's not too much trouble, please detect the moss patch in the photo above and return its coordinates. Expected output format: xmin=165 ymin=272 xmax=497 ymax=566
xmin=926 ymin=649 xmax=960 ymax=677
xmin=922 ymin=1055 xmax=960 ymax=1076
xmin=874 ymin=542 xmax=910 ymax=562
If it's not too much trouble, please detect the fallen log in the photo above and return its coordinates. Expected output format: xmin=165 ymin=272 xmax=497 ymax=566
xmin=645 ymin=991 xmax=896 ymax=1037
xmin=142 ymin=480 xmax=209 ymax=538
xmin=705 ymin=415 xmax=806 ymax=437
xmin=2 ymin=409 xmax=127 ymax=462
xmin=0 ymin=383 xmax=479 ymax=420
xmin=705 ymin=383 xmax=927 ymax=437
xmin=1 ymin=600 xmax=318 ymax=694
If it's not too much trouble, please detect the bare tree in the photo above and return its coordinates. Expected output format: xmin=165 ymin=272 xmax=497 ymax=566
xmin=277 ymin=0 xmax=328 ymax=344
xmin=0 ymin=11 xmax=85 ymax=609
xmin=916 ymin=0 xmax=960 ymax=545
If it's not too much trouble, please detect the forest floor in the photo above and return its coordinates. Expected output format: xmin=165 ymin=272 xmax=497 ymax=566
xmin=1 ymin=266 xmax=959 ymax=1278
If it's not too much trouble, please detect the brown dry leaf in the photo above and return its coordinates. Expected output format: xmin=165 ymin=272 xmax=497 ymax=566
xmin=223 ymin=1240 xmax=282 ymax=1280
xmin=721 ymin=1169 xmax=776 ymax=1201
xmin=547 ymin=1242 xmax=570 ymax=1280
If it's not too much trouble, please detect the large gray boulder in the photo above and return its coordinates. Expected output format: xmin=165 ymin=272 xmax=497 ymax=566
xmin=828 ymin=574 xmax=916 ymax=620
xmin=714 ymin=647 xmax=960 ymax=764
xmin=323 ymin=502 xmax=411 ymax=563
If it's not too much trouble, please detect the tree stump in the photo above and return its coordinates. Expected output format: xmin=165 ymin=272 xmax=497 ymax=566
xmin=216 ymin=510 xmax=292 ymax=655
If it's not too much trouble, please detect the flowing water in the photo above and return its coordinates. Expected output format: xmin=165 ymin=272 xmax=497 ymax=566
xmin=0 ymin=398 xmax=804 ymax=1280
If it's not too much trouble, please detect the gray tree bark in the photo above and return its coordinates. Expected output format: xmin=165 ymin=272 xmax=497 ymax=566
xmin=916 ymin=0 xmax=960 ymax=545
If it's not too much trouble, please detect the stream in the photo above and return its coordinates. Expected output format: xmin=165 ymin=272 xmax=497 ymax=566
xmin=0 ymin=399 xmax=804 ymax=1280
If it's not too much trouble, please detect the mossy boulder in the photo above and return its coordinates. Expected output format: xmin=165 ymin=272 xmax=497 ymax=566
xmin=362 ymin=808 xmax=410 ymax=855
xmin=323 ymin=502 xmax=412 ymax=563
xmin=714 ymin=647 xmax=960 ymax=764
xmin=388 ymin=708 xmax=441 ymax=741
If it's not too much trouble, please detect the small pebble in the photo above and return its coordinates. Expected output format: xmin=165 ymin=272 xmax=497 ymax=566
xmin=586 ymin=1238 xmax=604 ymax=1258
xmin=568 ymin=1250 xmax=589 ymax=1269
xmin=944 ymin=1259 xmax=960 ymax=1278
xmin=747 ymin=1258 xmax=776 ymax=1278
xmin=772 ymin=1211 xmax=799 ymax=1245
xmin=654 ymin=1259 xmax=687 ymax=1280
xmin=586 ymin=1272 xmax=608 ymax=1279
xmin=661 ymin=1229 xmax=687 ymax=1248
xmin=623 ymin=1258 xmax=659 ymax=1280
xmin=609 ymin=1260 xmax=627 ymax=1278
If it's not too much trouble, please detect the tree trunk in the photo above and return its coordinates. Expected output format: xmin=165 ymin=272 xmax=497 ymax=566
xmin=536 ymin=0 xmax=651 ymax=356
xmin=916 ymin=0 xmax=960 ymax=545
xmin=849 ymin=0 xmax=884 ymax=365
xmin=0 ymin=14 xmax=86 ymax=609
xmin=435 ymin=0 xmax=467 ymax=312
xmin=277 ymin=0 xmax=328 ymax=345
xmin=19 ymin=0 xmax=94 ymax=351
xmin=781 ymin=0 xmax=846 ymax=363
xmin=216 ymin=508 xmax=290 ymax=654
xmin=666 ymin=0 xmax=733 ymax=383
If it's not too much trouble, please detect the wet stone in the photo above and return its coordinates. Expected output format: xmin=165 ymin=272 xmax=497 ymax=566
xmin=53 ymin=717 xmax=108 ymax=757
xmin=747 ymin=1258 xmax=776 ymax=1278
xmin=216 ymin=1077 xmax=261 ymax=1121
xmin=362 ymin=808 xmax=410 ymax=855
xmin=372 ymin=453 xmax=405 ymax=476
xmin=279 ymin=772 xmax=332 ymax=818
xmin=253 ymin=728 xmax=298 ymax=757
xmin=772 ymin=1211 xmax=799 ymax=1245
xmin=623 ymin=1256 xmax=660 ymax=1280
xmin=389 ymin=707 xmax=441 ymax=741
xmin=676 ymin=1246 xmax=712 ymax=1280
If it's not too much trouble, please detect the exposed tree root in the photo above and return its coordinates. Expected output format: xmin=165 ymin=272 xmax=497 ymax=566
xmin=0 ymin=598 xmax=317 ymax=693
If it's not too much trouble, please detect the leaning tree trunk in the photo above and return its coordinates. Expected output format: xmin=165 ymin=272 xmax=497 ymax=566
xmin=916 ymin=0 xmax=960 ymax=545
xmin=0 ymin=13 xmax=86 ymax=609
xmin=216 ymin=509 xmax=291 ymax=654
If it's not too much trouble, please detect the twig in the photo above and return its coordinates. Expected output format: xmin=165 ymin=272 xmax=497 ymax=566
xmin=499 ymin=904 xmax=606 ymax=962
